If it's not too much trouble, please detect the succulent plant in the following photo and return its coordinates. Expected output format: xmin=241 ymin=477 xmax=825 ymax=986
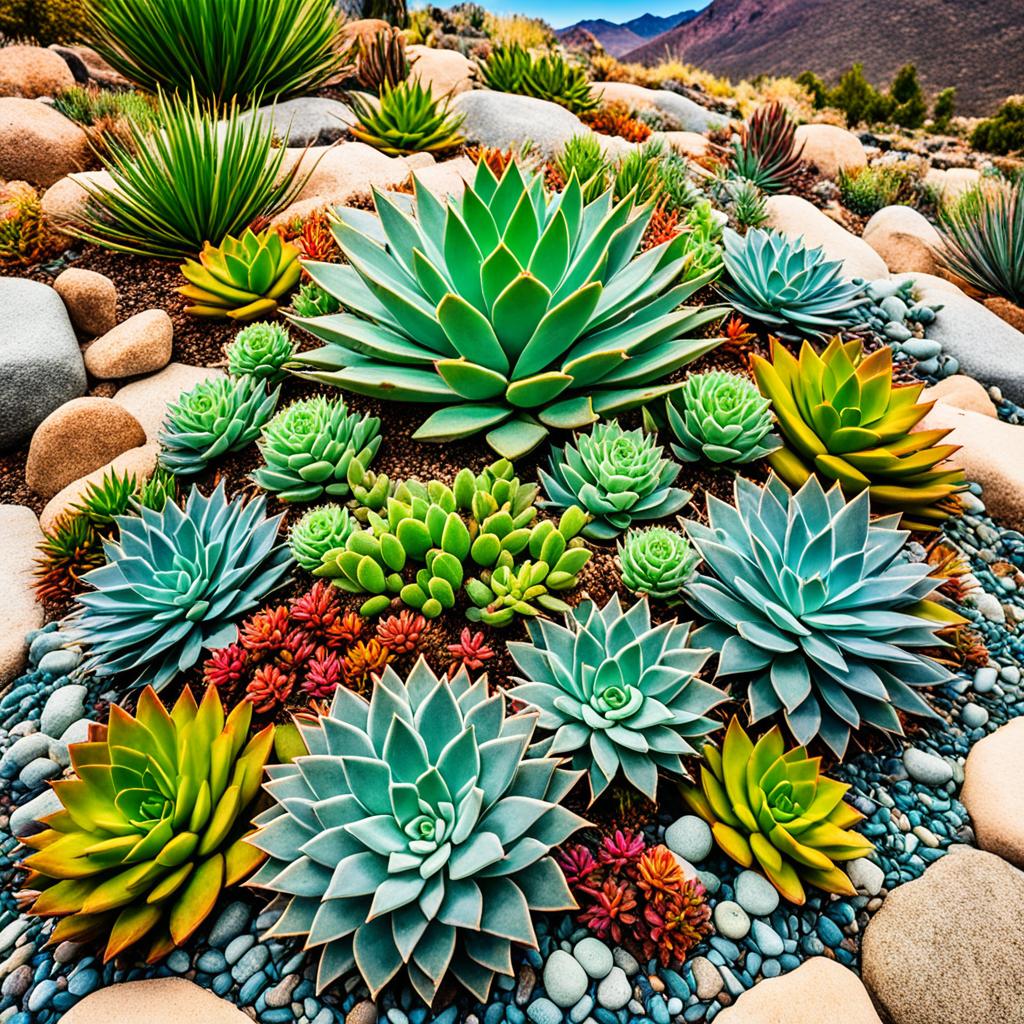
xmin=666 ymin=370 xmax=781 ymax=465
xmin=508 ymin=596 xmax=725 ymax=801
xmin=539 ymin=420 xmax=690 ymax=541
xmin=354 ymin=26 xmax=409 ymax=93
xmin=71 ymin=467 xmax=137 ymax=526
xmin=133 ymin=465 xmax=177 ymax=512
xmin=447 ymin=627 xmax=495 ymax=674
xmin=729 ymin=102 xmax=805 ymax=194
xmin=291 ymin=159 xmax=725 ymax=459
xmin=252 ymin=396 xmax=381 ymax=503
xmin=752 ymin=337 xmax=966 ymax=529
xmin=348 ymin=79 xmax=465 ymax=156
xmin=21 ymin=685 xmax=274 ymax=961
xmin=289 ymin=504 xmax=357 ymax=571
xmin=478 ymin=42 xmax=532 ymax=94
xmin=522 ymin=51 xmax=600 ymax=115
xmin=226 ymin=321 xmax=296 ymax=384
xmin=0 ymin=180 xmax=55 ymax=270
xmin=681 ymin=717 xmax=875 ymax=904
xmin=617 ymin=526 xmax=699 ymax=604
xmin=159 ymin=376 xmax=281 ymax=476
xmin=553 ymin=133 xmax=611 ymax=203
xmin=291 ymin=279 xmax=340 ymax=318
xmin=35 ymin=515 xmax=104 ymax=604
xmin=246 ymin=659 xmax=587 ymax=1002
xmin=585 ymin=101 xmax=652 ymax=143
xmin=683 ymin=474 xmax=961 ymax=756
xmin=720 ymin=228 xmax=869 ymax=339
xmin=613 ymin=141 xmax=663 ymax=205
xmin=74 ymin=483 xmax=293 ymax=690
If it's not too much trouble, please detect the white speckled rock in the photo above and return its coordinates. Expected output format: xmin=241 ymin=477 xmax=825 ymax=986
xmin=591 ymin=81 xmax=730 ymax=133
xmin=452 ymin=90 xmax=588 ymax=157
xmin=0 ymin=505 xmax=44 ymax=685
xmin=544 ymin=950 xmax=589 ymax=1008
xmin=664 ymin=815 xmax=713 ymax=862
xmin=572 ymin=936 xmax=613 ymax=980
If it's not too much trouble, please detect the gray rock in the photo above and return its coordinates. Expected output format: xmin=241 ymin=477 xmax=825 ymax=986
xmin=847 ymin=857 xmax=885 ymax=897
xmin=664 ymin=815 xmax=713 ymax=863
xmin=10 ymin=786 xmax=62 ymax=836
xmin=713 ymin=900 xmax=751 ymax=940
xmin=0 ymin=278 xmax=86 ymax=451
xmin=903 ymin=747 xmax=953 ymax=787
xmin=595 ymin=967 xmax=631 ymax=1011
xmin=572 ymin=937 xmax=613 ymax=980
xmin=18 ymin=755 xmax=60 ymax=788
xmin=961 ymin=702 xmax=989 ymax=729
xmin=37 ymin=647 xmax=80 ymax=677
xmin=40 ymin=683 xmax=88 ymax=738
xmin=238 ymin=97 xmax=355 ymax=147
xmin=59 ymin=718 xmax=95 ymax=745
xmin=452 ymin=91 xmax=588 ymax=157
xmin=645 ymin=90 xmax=728 ymax=133
xmin=543 ymin=950 xmax=588 ymax=1008
xmin=1 ymin=733 xmax=50 ymax=771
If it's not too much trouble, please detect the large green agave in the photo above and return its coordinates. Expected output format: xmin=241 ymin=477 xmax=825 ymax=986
xmin=507 ymin=596 xmax=725 ymax=802
xmin=290 ymin=159 xmax=725 ymax=458
xmin=74 ymin=483 xmax=293 ymax=690
xmin=683 ymin=474 xmax=962 ymax=756
xmin=247 ymin=659 xmax=587 ymax=1002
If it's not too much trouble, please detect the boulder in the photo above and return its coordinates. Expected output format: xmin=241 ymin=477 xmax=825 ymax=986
xmin=0 ymin=97 xmax=92 ymax=188
xmin=26 ymin=397 xmax=147 ymax=498
xmin=408 ymin=155 xmax=475 ymax=199
xmin=717 ymin=957 xmax=881 ymax=1024
xmin=793 ymin=123 xmax=867 ymax=179
xmin=408 ymin=44 xmax=475 ymax=97
xmin=48 ymin=44 xmax=128 ymax=89
xmin=0 ymin=45 xmax=75 ymax=99
xmin=451 ymin=90 xmax=588 ymax=158
xmin=861 ymin=848 xmax=1024 ymax=1024
xmin=337 ymin=18 xmax=392 ymax=52
xmin=62 ymin=978 xmax=253 ymax=1024
xmin=961 ymin=718 xmax=1024 ymax=868
xmin=112 ymin=362 xmax=225 ymax=442
xmin=83 ymin=309 xmax=174 ymax=379
xmin=765 ymin=194 xmax=889 ymax=281
xmin=53 ymin=267 xmax=118 ymax=337
xmin=0 ymin=505 xmax=44 ymax=685
xmin=0 ymin=277 xmax=86 ymax=451
xmin=923 ymin=166 xmax=981 ymax=202
xmin=862 ymin=205 xmax=943 ymax=275
xmin=41 ymin=170 xmax=116 ymax=233
xmin=39 ymin=443 xmax=160 ymax=534
xmin=984 ymin=296 xmax=1024 ymax=333
xmin=922 ymin=375 xmax=996 ymax=418
xmin=591 ymin=81 xmax=730 ymax=133
xmin=654 ymin=130 xmax=712 ymax=157
xmin=238 ymin=97 xmax=354 ymax=147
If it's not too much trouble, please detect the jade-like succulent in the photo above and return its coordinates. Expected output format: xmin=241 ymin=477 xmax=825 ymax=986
xmin=22 ymin=685 xmax=274 ymax=962
xmin=617 ymin=526 xmax=699 ymax=603
xmin=508 ymin=595 xmax=725 ymax=801
xmin=252 ymin=396 xmax=381 ymax=503
xmin=290 ymin=159 xmax=724 ymax=459
xmin=539 ymin=421 xmax=690 ymax=541
xmin=752 ymin=336 xmax=966 ymax=529
xmin=289 ymin=503 xmax=356 ymax=572
xmin=347 ymin=78 xmax=465 ymax=156
xmin=158 ymin=375 xmax=281 ymax=476
xmin=666 ymin=370 xmax=781 ymax=465
xmin=720 ymin=228 xmax=869 ymax=339
xmin=681 ymin=717 xmax=875 ymax=905
xmin=74 ymin=483 xmax=293 ymax=690
xmin=247 ymin=659 xmax=586 ymax=1002
xmin=179 ymin=228 xmax=302 ymax=321
xmin=226 ymin=321 xmax=296 ymax=384
xmin=683 ymin=474 xmax=962 ymax=756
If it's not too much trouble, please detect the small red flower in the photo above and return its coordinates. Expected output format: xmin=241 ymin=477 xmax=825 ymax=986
xmin=303 ymin=648 xmax=343 ymax=700
xmin=640 ymin=878 xmax=712 ymax=968
xmin=636 ymin=845 xmax=685 ymax=910
xmin=558 ymin=844 xmax=601 ymax=890
xmin=598 ymin=829 xmax=646 ymax=877
xmin=337 ymin=610 xmax=366 ymax=645
xmin=240 ymin=605 xmax=291 ymax=655
xmin=447 ymin=628 xmax=495 ymax=674
xmin=579 ymin=878 xmax=638 ymax=944
xmin=290 ymin=582 xmax=347 ymax=647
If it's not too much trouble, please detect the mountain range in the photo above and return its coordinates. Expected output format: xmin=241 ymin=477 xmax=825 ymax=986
xmin=555 ymin=9 xmax=703 ymax=56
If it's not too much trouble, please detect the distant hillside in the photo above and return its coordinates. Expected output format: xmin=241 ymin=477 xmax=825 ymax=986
xmin=622 ymin=0 xmax=1024 ymax=116
xmin=556 ymin=9 xmax=702 ymax=57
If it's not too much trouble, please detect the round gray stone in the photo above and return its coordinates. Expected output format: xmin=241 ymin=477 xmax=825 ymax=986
xmin=543 ymin=950 xmax=588 ymax=1008
xmin=664 ymin=815 xmax=713 ymax=862
xmin=734 ymin=869 xmax=780 ymax=917
xmin=595 ymin=966 xmax=631 ymax=1011
xmin=572 ymin=936 xmax=613 ymax=980
xmin=713 ymin=900 xmax=751 ymax=940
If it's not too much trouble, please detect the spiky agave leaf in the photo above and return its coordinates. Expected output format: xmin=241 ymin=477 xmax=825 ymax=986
xmin=247 ymin=659 xmax=587 ymax=1002
xmin=681 ymin=717 xmax=875 ymax=905
xmin=508 ymin=596 xmax=725 ymax=802
xmin=21 ymin=685 xmax=274 ymax=962
xmin=682 ymin=474 xmax=964 ymax=756
xmin=752 ymin=336 xmax=966 ymax=529
xmin=347 ymin=79 xmax=465 ymax=156
xmin=729 ymin=102 xmax=805 ymax=194
xmin=73 ymin=483 xmax=293 ymax=690
xmin=291 ymin=159 xmax=726 ymax=459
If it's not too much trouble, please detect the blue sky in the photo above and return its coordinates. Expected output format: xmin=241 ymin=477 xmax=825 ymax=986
xmin=450 ymin=0 xmax=705 ymax=30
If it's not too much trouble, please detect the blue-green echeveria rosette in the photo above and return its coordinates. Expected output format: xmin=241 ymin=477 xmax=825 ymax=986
xmin=246 ymin=659 xmax=588 ymax=1003
xmin=682 ymin=473 xmax=958 ymax=757
xmin=617 ymin=525 xmax=699 ymax=603
xmin=507 ymin=595 xmax=726 ymax=803
xmin=539 ymin=420 xmax=691 ymax=541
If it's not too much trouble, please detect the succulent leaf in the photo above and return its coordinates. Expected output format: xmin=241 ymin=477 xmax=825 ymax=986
xmin=617 ymin=526 xmax=699 ymax=603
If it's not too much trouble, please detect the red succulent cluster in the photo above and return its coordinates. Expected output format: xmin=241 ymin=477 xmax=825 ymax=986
xmin=447 ymin=628 xmax=495 ymax=676
xmin=375 ymin=611 xmax=430 ymax=655
xmin=583 ymin=102 xmax=652 ymax=144
xmin=559 ymin=829 xmax=712 ymax=968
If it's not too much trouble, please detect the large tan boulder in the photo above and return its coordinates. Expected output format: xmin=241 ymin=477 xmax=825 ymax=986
xmin=53 ymin=267 xmax=118 ymax=337
xmin=765 ymin=194 xmax=889 ymax=281
xmin=862 ymin=848 xmax=1024 ymax=1024
xmin=655 ymin=130 xmax=712 ymax=157
xmin=112 ymin=362 xmax=225 ymax=442
xmin=84 ymin=309 xmax=174 ymax=380
xmin=408 ymin=155 xmax=475 ymax=199
xmin=26 ymin=397 xmax=146 ymax=498
xmin=338 ymin=18 xmax=391 ymax=52
xmin=862 ymin=204 xmax=942 ymax=275
xmin=0 ymin=98 xmax=92 ymax=188
xmin=41 ymin=170 xmax=116 ymax=232
xmin=923 ymin=166 xmax=981 ymax=202
xmin=0 ymin=45 xmax=75 ymax=98
xmin=0 ymin=505 xmax=44 ymax=685
xmin=922 ymin=375 xmax=996 ymax=418
xmin=62 ymin=978 xmax=253 ymax=1024
xmin=794 ymin=123 xmax=867 ymax=179
xmin=961 ymin=718 xmax=1024 ymax=868
xmin=718 ymin=957 xmax=881 ymax=1024
xmin=408 ymin=44 xmax=475 ymax=97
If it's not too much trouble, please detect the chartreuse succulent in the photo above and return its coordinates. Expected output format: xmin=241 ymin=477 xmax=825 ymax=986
xmin=226 ymin=322 xmax=296 ymax=384
xmin=683 ymin=474 xmax=963 ymax=757
xmin=347 ymin=78 xmax=465 ymax=157
xmin=246 ymin=659 xmax=587 ymax=1002
xmin=681 ymin=717 xmax=874 ymax=905
xmin=508 ymin=596 xmax=725 ymax=802
xmin=291 ymin=159 xmax=725 ymax=459
xmin=617 ymin=526 xmax=699 ymax=603
xmin=158 ymin=375 xmax=281 ymax=476
xmin=252 ymin=396 xmax=381 ymax=503
xmin=752 ymin=337 xmax=966 ymax=529
xmin=21 ymin=685 xmax=274 ymax=961
xmin=479 ymin=45 xmax=598 ymax=116
xmin=316 ymin=460 xmax=592 ymax=625
xmin=666 ymin=370 xmax=781 ymax=465
xmin=539 ymin=420 xmax=690 ymax=541
xmin=179 ymin=228 xmax=301 ymax=321
xmin=289 ymin=504 xmax=357 ymax=572
xmin=721 ymin=228 xmax=869 ymax=339
xmin=74 ymin=483 xmax=293 ymax=690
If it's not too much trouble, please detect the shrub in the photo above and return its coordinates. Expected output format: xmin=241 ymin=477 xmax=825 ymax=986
xmin=52 ymin=85 xmax=160 ymax=156
xmin=683 ymin=474 xmax=960 ymax=756
xmin=837 ymin=164 xmax=913 ymax=216
xmin=617 ymin=526 xmax=699 ymax=604
xmin=931 ymin=87 xmax=956 ymax=132
xmin=613 ymin=140 xmax=663 ymax=204
xmin=291 ymin=159 xmax=725 ymax=459
xmin=552 ymin=133 xmax=611 ymax=202
xmin=0 ymin=180 xmax=57 ymax=270
xmin=246 ymin=658 xmax=585 ymax=1001
xmin=971 ymin=97 xmax=1024 ymax=155
xmin=226 ymin=322 xmax=296 ymax=384
xmin=0 ymin=0 xmax=86 ymax=44
xmin=84 ymin=0 xmax=343 ymax=104
xmin=22 ymin=686 xmax=273 ymax=961
xmin=729 ymin=101 xmax=805 ymax=194
xmin=829 ymin=63 xmax=891 ymax=128
xmin=348 ymin=78 xmax=465 ymax=156
xmin=889 ymin=63 xmax=927 ymax=129
xmin=479 ymin=44 xmax=598 ymax=115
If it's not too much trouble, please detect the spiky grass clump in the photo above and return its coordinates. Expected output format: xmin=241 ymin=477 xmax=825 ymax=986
xmin=348 ymin=79 xmax=465 ymax=157
xmin=729 ymin=101 xmax=805 ymax=194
